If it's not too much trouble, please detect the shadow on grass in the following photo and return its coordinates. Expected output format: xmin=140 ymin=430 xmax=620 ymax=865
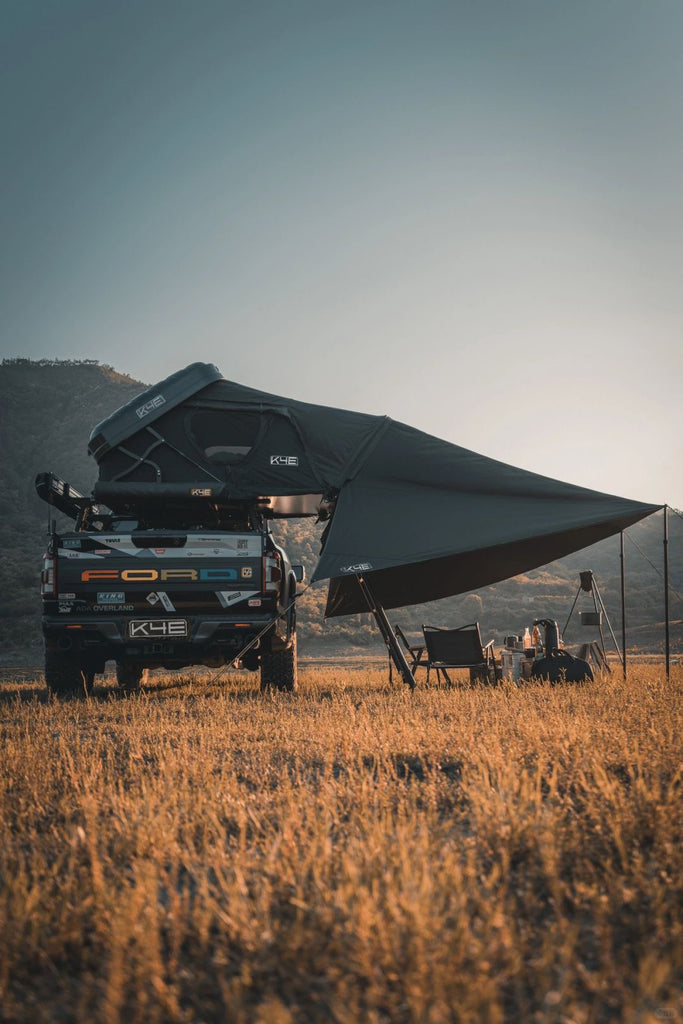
xmin=0 ymin=683 xmax=50 ymax=704
xmin=0 ymin=672 xmax=482 ymax=706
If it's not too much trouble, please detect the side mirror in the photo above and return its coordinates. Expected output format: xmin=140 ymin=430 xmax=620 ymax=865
xmin=292 ymin=564 xmax=305 ymax=583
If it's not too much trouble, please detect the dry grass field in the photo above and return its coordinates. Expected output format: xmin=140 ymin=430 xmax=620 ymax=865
xmin=0 ymin=664 xmax=681 ymax=1024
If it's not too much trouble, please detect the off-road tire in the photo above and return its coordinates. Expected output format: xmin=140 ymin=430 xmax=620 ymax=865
xmin=116 ymin=661 xmax=149 ymax=692
xmin=260 ymin=634 xmax=298 ymax=693
xmin=45 ymin=649 xmax=88 ymax=698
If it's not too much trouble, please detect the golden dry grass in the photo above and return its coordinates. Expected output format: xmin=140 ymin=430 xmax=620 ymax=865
xmin=0 ymin=665 xmax=681 ymax=1024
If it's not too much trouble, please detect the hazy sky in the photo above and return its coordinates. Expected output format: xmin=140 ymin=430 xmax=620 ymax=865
xmin=3 ymin=0 xmax=682 ymax=507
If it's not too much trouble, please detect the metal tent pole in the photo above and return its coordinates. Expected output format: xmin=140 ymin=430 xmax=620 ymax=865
xmin=591 ymin=576 xmax=621 ymax=671
xmin=620 ymin=531 xmax=627 ymax=680
xmin=664 ymin=506 xmax=670 ymax=679
xmin=562 ymin=583 xmax=582 ymax=637
xmin=591 ymin=579 xmax=608 ymax=656
xmin=356 ymin=574 xmax=416 ymax=690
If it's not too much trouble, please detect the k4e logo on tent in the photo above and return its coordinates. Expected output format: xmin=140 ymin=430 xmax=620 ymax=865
xmin=270 ymin=456 xmax=299 ymax=466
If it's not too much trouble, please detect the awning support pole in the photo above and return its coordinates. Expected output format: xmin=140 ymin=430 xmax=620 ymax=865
xmin=664 ymin=505 xmax=670 ymax=679
xmin=620 ymin=531 xmax=627 ymax=680
xmin=356 ymin=575 xmax=416 ymax=690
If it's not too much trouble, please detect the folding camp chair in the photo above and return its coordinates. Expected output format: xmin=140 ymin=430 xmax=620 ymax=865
xmin=422 ymin=622 xmax=496 ymax=685
xmin=393 ymin=625 xmax=426 ymax=672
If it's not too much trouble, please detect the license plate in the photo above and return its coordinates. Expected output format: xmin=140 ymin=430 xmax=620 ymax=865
xmin=127 ymin=619 xmax=189 ymax=639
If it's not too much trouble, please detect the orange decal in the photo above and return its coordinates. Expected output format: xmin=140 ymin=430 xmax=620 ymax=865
xmin=81 ymin=570 xmax=119 ymax=582
xmin=160 ymin=569 xmax=198 ymax=581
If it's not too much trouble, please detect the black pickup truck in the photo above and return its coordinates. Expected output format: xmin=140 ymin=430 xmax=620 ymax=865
xmin=37 ymin=473 xmax=303 ymax=696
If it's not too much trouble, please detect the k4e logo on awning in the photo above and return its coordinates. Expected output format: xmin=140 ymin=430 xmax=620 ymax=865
xmin=81 ymin=568 xmax=238 ymax=582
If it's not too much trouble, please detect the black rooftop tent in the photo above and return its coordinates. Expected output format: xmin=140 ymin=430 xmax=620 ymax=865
xmin=89 ymin=363 xmax=662 ymax=632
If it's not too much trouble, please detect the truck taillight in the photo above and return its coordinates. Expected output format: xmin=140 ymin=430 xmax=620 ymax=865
xmin=263 ymin=553 xmax=282 ymax=594
xmin=41 ymin=555 xmax=57 ymax=597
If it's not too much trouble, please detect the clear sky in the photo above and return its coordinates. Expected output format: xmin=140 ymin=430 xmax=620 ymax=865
xmin=3 ymin=0 xmax=681 ymax=507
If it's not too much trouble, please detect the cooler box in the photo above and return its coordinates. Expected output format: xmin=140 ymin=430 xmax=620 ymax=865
xmin=500 ymin=649 xmax=526 ymax=683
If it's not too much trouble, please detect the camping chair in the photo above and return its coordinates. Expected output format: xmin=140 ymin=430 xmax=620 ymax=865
xmin=393 ymin=625 xmax=426 ymax=672
xmin=422 ymin=622 xmax=496 ymax=686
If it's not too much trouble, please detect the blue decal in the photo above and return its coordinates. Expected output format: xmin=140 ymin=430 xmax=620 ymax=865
xmin=97 ymin=592 xmax=126 ymax=603
xmin=199 ymin=568 xmax=237 ymax=581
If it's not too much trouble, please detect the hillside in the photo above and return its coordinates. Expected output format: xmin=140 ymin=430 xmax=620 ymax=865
xmin=0 ymin=360 xmax=144 ymax=656
xmin=1 ymin=359 xmax=681 ymax=661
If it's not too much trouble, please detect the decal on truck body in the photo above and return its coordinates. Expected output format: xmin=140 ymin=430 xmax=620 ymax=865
xmin=62 ymin=534 xmax=262 ymax=558
xmin=80 ymin=567 xmax=241 ymax=583
xmin=216 ymin=590 xmax=258 ymax=609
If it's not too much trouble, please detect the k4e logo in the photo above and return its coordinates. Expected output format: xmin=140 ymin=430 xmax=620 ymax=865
xmin=128 ymin=619 xmax=188 ymax=638
xmin=241 ymin=566 xmax=253 ymax=578
xmin=136 ymin=394 xmax=166 ymax=419
xmin=270 ymin=455 xmax=298 ymax=466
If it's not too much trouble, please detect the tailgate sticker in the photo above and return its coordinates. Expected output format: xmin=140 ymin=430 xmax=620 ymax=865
xmin=157 ymin=591 xmax=176 ymax=612
xmin=87 ymin=535 xmax=262 ymax=556
xmin=216 ymin=590 xmax=258 ymax=609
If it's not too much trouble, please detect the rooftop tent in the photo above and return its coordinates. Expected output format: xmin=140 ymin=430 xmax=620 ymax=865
xmin=88 ymin=363 xmax=387 ymax=517
xmin=88 ymin=363 xmax=661 ymax=614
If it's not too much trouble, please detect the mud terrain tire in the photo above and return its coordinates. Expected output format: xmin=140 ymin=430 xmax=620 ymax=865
xmin=116 ymin=662 xmax=149 ymax=692
xmin=260 ymin=634 xmax=298 ymax=693
xmin=45 ymin=649 xmax=88 ymax=698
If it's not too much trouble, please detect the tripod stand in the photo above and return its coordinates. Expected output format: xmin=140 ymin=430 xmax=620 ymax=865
xmin=563 ymin=570 xmax=624 ymax=673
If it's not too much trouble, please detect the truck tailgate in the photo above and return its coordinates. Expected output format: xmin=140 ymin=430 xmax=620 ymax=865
xmin=54 ymin=532 xmax=264 ymax=616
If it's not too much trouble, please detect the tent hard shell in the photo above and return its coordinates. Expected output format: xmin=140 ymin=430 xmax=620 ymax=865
xmin=88 ymin=363 xmax=662 ymax=617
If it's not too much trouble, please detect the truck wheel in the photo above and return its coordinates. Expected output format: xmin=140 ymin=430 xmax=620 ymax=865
xmin=116 ymin=662 xmax=149 ymax=692
xmin=45 ymin=649 xmax=88 ymax=698
xmin=260 ymin=634 xmax=298 ymax=693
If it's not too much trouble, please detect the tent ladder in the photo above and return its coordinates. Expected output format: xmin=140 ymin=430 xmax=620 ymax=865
xmin=356 ymin=575 xmax=416 ymax=690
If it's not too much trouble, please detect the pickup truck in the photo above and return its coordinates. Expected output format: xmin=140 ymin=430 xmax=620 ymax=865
xmin=36 ymin=473 xmax=302 ymax=696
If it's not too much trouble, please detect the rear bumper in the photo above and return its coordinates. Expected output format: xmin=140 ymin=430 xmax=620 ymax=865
xmin=42 ymin=614 xmax=280 ymax=669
